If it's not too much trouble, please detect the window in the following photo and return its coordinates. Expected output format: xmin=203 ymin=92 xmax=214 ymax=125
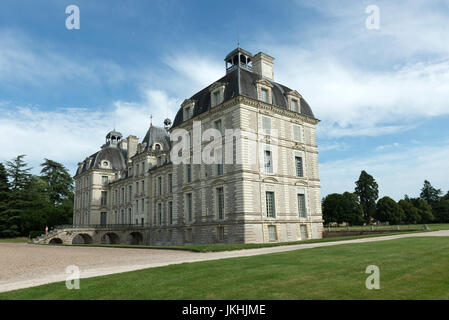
xmin=217 ymin=163 xmax=223 ymax=176
xmin=213 ymin=91 xmax=221 ymax=106
xmin=114 ymin=189 xmax=118 ymax=204
xmin=300 ymin=225 xmax=308 ymax=240
xmin=185 ymin=228 xmax=192 ymax=242
xmin=184 ymin=106 xmax=191 ymax=120
xmin=291 ymin=99 xmax=299 ymax=112
xmin=214 ymin=119 xmax=222 ymax=133
xmin=158 ymin=203 xmax=162 ymax=226
xmin=128 ymin=208 xmax=132 ymax=224
xmin=121 ymin=188 xmax=124 ymax=204
xmin=168 ymin=230 xmax=172 ymax=241
xmin=142 ymin=180 xmax=145 ymax=193
xmin=297 ymin=194 xmax=307 ymax=218
xmin=264 ymin=150 xmax=273 ymax=173
xmin=216 ymin=187 xmax=224 ymax=220
xmin=102 ymin=176 xmax=108 ymax=185
xmin=261 ymin=88 xmax=269 ymax=102
xmin=136 ymin=164 xmax=139 ymax=176
xmin=186 ymin=193 xmax=193 ymax=222
xmin=141 ymin=218 xmax=144 ymax=226
xmin=295 ymin=156 xmax=303 ymax=177
xmin=141 ymin=198 xmax=144 ymax=213
xmin=121 ymin=209 xmax=124 ymax=224
xmin=217 ymin=226 xmax=224 ymax=241
xmin=136 ymin=181 xmax=139 ymax=195
xmin=168 ymin=174 xmax=173 ymax=193
xmin=268 ymin=225 xmax=277 ymax=241
xmin=141 ymin=162 xmax=145 ymax=173
xmin=128 ymin=185 xmax=132 ymax=202
xmin=168 ymin=201 xmax=173 ymax=225
xmin=293 ymin=125 xmax=301 ymax=141
xmin=100 ymin=212 xmax=107 ymax=225
xmin=101 ymin=191 xmax=107 ymax=207
xmin=266 ymin=192 xmax=276 ymax=218
xmin=187 ymin=164 xmax=192 ymax=183
xmin=262 ymin=116 xmax=271 ymax=135
xmin=158 ymin=176 xmax=162 ymax=195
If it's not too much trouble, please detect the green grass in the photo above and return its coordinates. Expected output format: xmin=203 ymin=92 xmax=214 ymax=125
xmin=2 ymin=236 xmax=449 ymax=300
xmin=0 ymin=237 xmax=29 ymax=243
xmin=325 ymin=223 xmax=449 ymax=232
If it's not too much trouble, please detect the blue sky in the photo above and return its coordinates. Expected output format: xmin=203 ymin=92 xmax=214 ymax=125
xmin=1 ymin=0 xmax=448 ymax=200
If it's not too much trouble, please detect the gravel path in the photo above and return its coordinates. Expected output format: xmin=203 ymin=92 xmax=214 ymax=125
xmin=1 ymin=230 xmax=448 ymax=293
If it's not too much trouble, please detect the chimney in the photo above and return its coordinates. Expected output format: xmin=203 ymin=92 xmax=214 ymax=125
xmin=126 ymin=135 xmax=139 ymax=162
xmin=252 ymin=52 xmax=275 ymax=81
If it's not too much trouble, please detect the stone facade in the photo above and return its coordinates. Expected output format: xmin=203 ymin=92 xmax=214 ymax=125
xmin=69 ymin=47 xmax=323 ymax=246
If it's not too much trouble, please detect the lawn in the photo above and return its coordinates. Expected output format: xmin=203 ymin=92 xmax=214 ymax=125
xmin=2 ymin=236 xmax=449 ymax=300
xmin=0 ymin=237 xmax=28 ymax=243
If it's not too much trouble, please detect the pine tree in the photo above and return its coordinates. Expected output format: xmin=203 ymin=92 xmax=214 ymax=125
xmin=420 ymin=180 xmax=442 ymax=204
xmin=0 ymin=163 xmax=11 ymax=237
xmin=3 ymin=155 xmax=32 ymax=236
xmin=355 ymin=170 xmax=379 ymax=224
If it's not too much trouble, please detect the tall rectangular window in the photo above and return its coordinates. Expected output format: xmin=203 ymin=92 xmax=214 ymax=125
xmin=142 ymin=180 xmax=145 ymax=193
xmin=297 ymin=194 xmax=307 ymax=218
xmin=115 ymin=189 xmax=118 ymax=204
xmin=187 ymin=164 xmax=192 ymax=183
xmin=293 ymin=125 xmax=301 ymax=141
xmin=262 ymin=116 xmax=271 ymax=135
xmin=186 ymin=193 xmax=193 ymax=222
xmin=213 ymin=91 xmax=220 ymax=106
xmin=264 ymin=150 xmax=273 ymax=173
xmin=101 ymin=176 xmax=108 ymax=185
xmin=101 ymin=191 xmax=107 ymax=207
xmin=141 ymin=198 xmax=144 ymax=213
xmin=158 ymin=203 xmax=162 ymax=226
xmin=261 ymin=88 xmax=268 ymax=102
xmin=214 ymin=119 xmax=222 ymax=133
xmin=217 ymin=226 xmax=224 ymax=241
xmin=100 ymin=212 xmax=107 ymax=225
xmin=168 ymin=201 xmax=173 ymax=225
xmin=291 ymin=99 xmax=299 ymax=112
xmin=266 ymin=191 xmax=276 ymax=218
xmin=158 ymin=176 xmax=162 ymax=195
xmin=121 ymin=188 xmax=124 ymax=204
xmin=300 ymin=225 xmax=308 ymax=240
xmin=295 ymin=156 xmax=303 ymax=177
xmin=268 ymin=225 xmax=277 ymax=241
xmin=168 ymin=174 xmax=173 ymax=193
xmin=128 ymin=185 xmax=132 ymax=202
xmin=216 ymin=187 xmax=224 ymax=220
xmin=184 ymin=106 xmax=191 ymax=120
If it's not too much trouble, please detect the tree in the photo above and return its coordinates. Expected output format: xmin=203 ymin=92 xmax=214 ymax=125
xmin=40 ymin=159 xmax=74 ymax=204
xmin=432 ymin=199 xmax=449 ymax=223
xmin=410 ymin=198 xmax=434 ymax=223
xmin=322 ymin=192 xmax=364 ymax=225
xmin=355 ymin=170 xmax=379 ymax=224
xmin=398 ymin=199 xmax=421 ymax=224
xmin=375 ymin=196 xmax=404 ymax=224
xmin=443 ymin=191 xmax=449 ymax=201
xmin=2 ymin=155 xmax=33 ymax=237
xmin=0 ymin=163 xmax=11 ymax=237
xmin=420 ymin=180 xmax=442 ymax=204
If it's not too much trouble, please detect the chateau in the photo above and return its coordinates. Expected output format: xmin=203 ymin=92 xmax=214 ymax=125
xmin=68 ymin=47 xmax=323 ymax=246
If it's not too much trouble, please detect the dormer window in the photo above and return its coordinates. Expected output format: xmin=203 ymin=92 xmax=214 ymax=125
xmin=181 ymin=99 xmax=195 ymax=121
xmin=261 ymin=88 xmax=268 ymax=102
xmin=213 ymin=91 xmax=221 ymax=106
xmin=285 ymin=90 xmax=302 ymax=113
xmin=154 ymin=143 xmax=162 ymax=151
xmin=256 ymin=79 xmax=273 ymax=104
xmin=210 ymin=82 xmax=226 ymax=108
xmin=291 ymin=99 xmax=299 ymax=112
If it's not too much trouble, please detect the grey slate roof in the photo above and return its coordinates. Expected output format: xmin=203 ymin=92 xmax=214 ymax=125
xmin=141 ymin=125 xmax=171 ymax=152
xmin=76 ymin=146 xmax=127 ymax=176
xmin=172 ymin=67 xmax=315 ymax=128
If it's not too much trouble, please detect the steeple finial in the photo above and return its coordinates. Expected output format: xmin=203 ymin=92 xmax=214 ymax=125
xmin=150 ymin=114 xmax=153 ymax=128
